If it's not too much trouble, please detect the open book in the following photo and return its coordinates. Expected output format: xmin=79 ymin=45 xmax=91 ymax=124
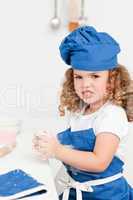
xmin=0 ymin=169 xmax=47 ymax=200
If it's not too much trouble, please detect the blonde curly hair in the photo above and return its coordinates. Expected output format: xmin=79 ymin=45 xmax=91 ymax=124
xmin=58 ymin=64 xmax=133 ymax=122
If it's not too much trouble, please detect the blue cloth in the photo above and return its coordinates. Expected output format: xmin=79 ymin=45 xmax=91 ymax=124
xmin=0 ymin=169 xmax=47 ymax=198
xmin=59 ymin=26 xmax=120 ymax=71
xmin=57 ymin=128 xmax=133 ymax=200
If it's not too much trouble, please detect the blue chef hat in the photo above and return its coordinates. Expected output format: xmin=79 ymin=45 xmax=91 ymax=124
xmin=59 ymin=26 xmax=121 ymax=71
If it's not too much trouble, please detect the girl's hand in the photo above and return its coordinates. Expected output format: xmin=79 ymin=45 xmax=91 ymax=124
xmin=32 ymin=131 xmax=61 ymax=160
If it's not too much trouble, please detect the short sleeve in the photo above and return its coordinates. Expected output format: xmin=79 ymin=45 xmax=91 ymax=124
xmin=95 ymin=105 xmax=129 ymax=140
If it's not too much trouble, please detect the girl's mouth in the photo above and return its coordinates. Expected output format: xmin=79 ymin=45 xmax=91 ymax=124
xmin=82 ymin=90 xmax=93 ymax=94
xmin=82 ymin=90 xmax=93 ymax=98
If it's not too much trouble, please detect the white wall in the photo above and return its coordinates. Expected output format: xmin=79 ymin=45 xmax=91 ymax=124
xmin=0 ymin=0 xmax=132 ymax=184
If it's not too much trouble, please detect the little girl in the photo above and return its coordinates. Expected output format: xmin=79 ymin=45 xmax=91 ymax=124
xmin=33 ymin=26 xmax=133 ymax=200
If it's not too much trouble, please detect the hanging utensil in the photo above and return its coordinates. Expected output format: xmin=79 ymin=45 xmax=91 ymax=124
xmin=68 ymin=0 xmax=80 ymax=32
xmin=50 ymin=0 xmax=61 ymax=29
xmin=78 ymin=0 xmax=88 ymax=26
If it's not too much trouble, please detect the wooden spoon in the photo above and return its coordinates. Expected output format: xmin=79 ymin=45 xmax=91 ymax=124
xmin=68 ymin=0 xmax=80 ymax=32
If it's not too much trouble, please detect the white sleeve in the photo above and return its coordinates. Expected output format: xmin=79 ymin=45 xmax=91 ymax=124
xmin=95 ymin=106 xmax=129 ymax=140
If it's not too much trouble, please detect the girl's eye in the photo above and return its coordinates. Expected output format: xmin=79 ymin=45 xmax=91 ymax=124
xmin=74 ymin=74 xmax=100 ymax=79
xmin=74 ymin=76 xmax=82 ymax=79
xmin=91 ymin=75 xmax=100 ymax=78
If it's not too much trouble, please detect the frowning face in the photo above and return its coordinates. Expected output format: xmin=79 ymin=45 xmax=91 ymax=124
xmin=73 ymin=69 xmax=109 ymax=106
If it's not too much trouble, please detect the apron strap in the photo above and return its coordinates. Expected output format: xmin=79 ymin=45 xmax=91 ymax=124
xmin=59 ymin=172 xmax=123 ymax=200
xmin=61 ymin=181 xmax=93 ymax=200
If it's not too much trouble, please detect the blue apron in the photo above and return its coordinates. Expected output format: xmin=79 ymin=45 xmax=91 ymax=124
xmin=57 ymin=128 xmax=133 ymax=200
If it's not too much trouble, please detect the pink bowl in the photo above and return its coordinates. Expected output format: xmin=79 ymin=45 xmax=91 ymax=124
xmin=0 ymin=131 xmax=16 ymax=145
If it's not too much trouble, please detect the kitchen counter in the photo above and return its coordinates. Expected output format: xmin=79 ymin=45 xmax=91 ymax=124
xmin=0 ymin=130 xmax=59 ymax=200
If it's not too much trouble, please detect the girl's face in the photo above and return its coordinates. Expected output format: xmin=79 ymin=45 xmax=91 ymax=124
xmin=73 ymin=69 xmax=109 ymax=105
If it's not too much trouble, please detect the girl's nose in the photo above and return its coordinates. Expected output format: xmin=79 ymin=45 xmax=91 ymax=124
xmin=82 ymin=77 xmax=92 ymax=87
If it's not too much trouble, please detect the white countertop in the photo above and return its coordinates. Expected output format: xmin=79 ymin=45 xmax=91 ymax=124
xmin=0 ymin=131 xmax=59 ymax=200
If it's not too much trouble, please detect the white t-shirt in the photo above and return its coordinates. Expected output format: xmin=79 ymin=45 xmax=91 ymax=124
xmin=68 ymin=101 xmax=129 ymax=161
